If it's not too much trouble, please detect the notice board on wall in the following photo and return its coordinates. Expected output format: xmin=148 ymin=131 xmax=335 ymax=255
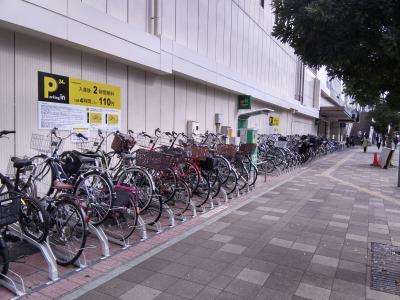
xmin=38 ymin=71 xmax=121 ymax=131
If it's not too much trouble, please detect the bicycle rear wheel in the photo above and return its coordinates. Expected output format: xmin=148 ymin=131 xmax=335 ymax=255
xmin=192 ymin=175 xmax=211 ymax=207
xmin=48 ymin=197 xmax=87 ymax=266
xmin=139 ymin=195 xmax=162 ymax=225
xmin=19 ymin=197 xmax=50 ymax=243
xmin=0 ymin=237 xmax=9 ymax=276
xmin=167 ymin=179 xmax=191 ymax=216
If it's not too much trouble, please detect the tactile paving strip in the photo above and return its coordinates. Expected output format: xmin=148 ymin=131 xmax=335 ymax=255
xmin=371 ymin=242 xmax=400 ymax=295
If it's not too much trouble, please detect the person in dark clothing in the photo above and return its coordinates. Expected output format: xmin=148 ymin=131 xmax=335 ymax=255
xmin=350 ymin=136 xmax=355 ymax=147
xmin=376 ymin=135 xmax=382 ymax=150
xmin=345 ymin=136 xmax=350 ymax=148
xmin=394 ymin=135 xmax=399 ymax=149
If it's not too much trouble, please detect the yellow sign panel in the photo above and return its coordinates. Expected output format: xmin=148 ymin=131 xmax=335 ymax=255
xmin=90 ymin=112 xmax=103 ymax=124
xmin=269 ymin=117 xmax=280 ymax=126
xmin=69 ymin=78 xmax=121 ymax=109
xmin=107 ymin=114 xmax=119 ymax=125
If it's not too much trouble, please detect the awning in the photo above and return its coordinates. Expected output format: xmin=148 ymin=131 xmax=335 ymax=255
xmin=238 ymin=108 xmax=274 ymax=120
xmin=320 ymin=106 xmax=354 ymax=122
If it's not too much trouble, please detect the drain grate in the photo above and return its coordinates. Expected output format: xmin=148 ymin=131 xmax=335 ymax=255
xmin=371 ymin=242 xmax=400 ymax=295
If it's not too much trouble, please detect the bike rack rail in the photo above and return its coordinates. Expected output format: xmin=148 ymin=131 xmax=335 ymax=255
xmin=8 ymin=224 xmax=59 ymax=282
xmin=88 ymin=224 xmax=110 ymax=258
xmin=0 ymin=269 xmax=26 ymax=297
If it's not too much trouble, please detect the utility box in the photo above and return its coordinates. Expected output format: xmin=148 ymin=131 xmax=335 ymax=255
xmin=215 ymin=113 xmax=223 ymax=125
xmin=221 ymin=126 xmax=234 ymax=138
xmin=240 ymin=128 xmax=258 ymax=144
xmin=187 ymin=121 xmax=200 ymax=137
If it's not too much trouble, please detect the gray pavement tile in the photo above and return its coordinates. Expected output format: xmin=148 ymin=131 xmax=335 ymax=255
xmin=193 ymin=287 xmax=220 ymax=300
xmin=219 ymin=243 xmax=246 ymax=255
xmin=301 ymin=271 xmax=333 ymax=290
xmin=154 ymin=293 xmax=186 ymax=300
xmin=269 ymin=238 xmax=293 ymax=248
xmin=137 ymin=258 xmax=172 ymax=273
xmin=334 ymin=268 xmax=366 ymax=285
xmin=209 ymin=234 xmax=233 ymax=243
xmin=141 ymin=273 xmax=180 ymax=291
xmin=246 ymin=259 xmax=277 ymax=274
xmin=209 ymin=251 xmax=239 ymax=264
xmin=165 ymin=279 xmax=204 ymax=299
xmin=261 ymin=215 xmax=281 ymax=221
xmin=292 ymin=242 xmax=317 ymax=253
xmin=254 ymin=287 xmax=292 ymax=300
xmin=155 ymin=249 xmax=186 ymax=262
xmin=307 ymin=263 xmax=337 ymax=278
xmin=159 ymin=263 xmax=192 ymax=278
xmin=236 ymin=268 xmax=269 ymax=285
xmin=338 ymin=260 xmax=366 ymax=274
xmin=311 ymin=255 xmax=339 ymax=268
xmin=264 ymin=265 xmax=304 ymax=293
xmin=332 ymin=279 xmax=365 ymax=297
xmin=221 ymin=264 xmax=244 ymax=277
xmin=177 ymin=254 xmax=206 ymax=267
xmin=294 ymin=283 xmax=331 ymax=300
xmin=95 ymin=277 xmax=134 ymax=297
xmin=215 ymin=291 xmax=246 ymax=300
xmin=197 ymin=259 xmax=229 ymax=273
xmin=120 ymin=284 xmax=161 ymax=300
xmin=118 ymin=267 xmax=156 ymax=283
xmin=208 ymin=274 xmax=234 ymax=290
xmin=224 ymin=278 xmax=262 ymax=298
xmin=329 ymin=291 xmax=365 ymax=300
xmin=186 ymin=247 xmax=216 ymax=260
xmin=76 ymin=291 xmax=116 ymax=300
xmin=201 ymin=240 xmax=226 ymax=250
xmin=202 ymin=221 xmax=231 ymax=233
xmin=184 ymin=268 xmax=217 ymax=285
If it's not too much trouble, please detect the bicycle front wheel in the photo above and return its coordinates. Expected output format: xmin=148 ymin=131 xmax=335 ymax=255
xmin=48 ymin=197 xmax=87 ymax=266
xmin=19 ymin=197 xmax=50 ymax=243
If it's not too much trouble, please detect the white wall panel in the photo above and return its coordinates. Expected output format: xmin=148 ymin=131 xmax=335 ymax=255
xmin=175 ymin=0 xmax=188 ymax=47
xmin=107 ymin=61 xmax=128 ymax=131
xmin=0 ymin=29 xmax=14 ymax=172
xmin=207 ymin=0 xmax=217 ymax=60
xmin=145 ymin=73 xmax=161 ymax=130
xmin=174 ymin=77 xmax=187 ymax=132
xmin=215 ymin=0 xmax=225 ymax=64
xmin=82 ymin=53 xmax=106 ymax=82
xmin=187 ymin=0 xmax=199 ymax=51
xmin=223 ymin=0 xmax=232 ymax=67
xmin=15 ymin=33 xmax=50 ymax=157
xmin=162 ymin=0 xmax=175 ymax=40
xmin=82 ymin=0 xmax=106 ymax=12
xmin=128 ymin=0 xmax=148 ymax=32
xmin=230 ymin=3 xmax=238 ymax=70
xmin=127 ymin=67 xmax=146 ymax=131
xmin=196 ymin=84 xmax=206 ymax=132
xmin=205 ymin=87 xmax=215 ymax=131
xmin=186 ymin=81 xmax=197 ymax=124
xmin=198 ymin=0 xmax=208 ymax=56
xmin=236 ymin=7 xmax=244 ymax=73
xmin=51 ymin=44 xmax=81 ymax=77
xmin=160 ymin=76 xmax=175 ymax=131
xmin=107 ymin=0 xmax=128 ymax=22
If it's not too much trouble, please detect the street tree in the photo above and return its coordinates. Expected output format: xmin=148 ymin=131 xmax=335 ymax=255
xmin=271 ymin=0 xmax=400 ymax=108
xmin=369 ymin=100 xmax=400 ymax=147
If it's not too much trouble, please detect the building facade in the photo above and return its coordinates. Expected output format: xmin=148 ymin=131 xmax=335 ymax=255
xmin=0 ymin=0 xmax=329 ymax=171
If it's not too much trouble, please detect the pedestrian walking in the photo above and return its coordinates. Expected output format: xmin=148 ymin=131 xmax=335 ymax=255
xmin=376 ymin=135 xmax=382 ymax=150
xmin=362 ymin=135 xmax=368 ymax=153
xmin=394 ymin=135 xmax=399 ymax=149
xmin=345 ymin=136 xmax=350 ymax=148
xmin=350 ymin=136 xmax=355 ymax=147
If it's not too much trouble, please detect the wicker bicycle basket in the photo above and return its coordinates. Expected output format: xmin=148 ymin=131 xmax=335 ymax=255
xmin=184 ymin=145 xmax=209 ymax=161
xmin=135 ymin=149 xmax=175 ymax=170
xmin=216 ymin=144 xmax=237 ymax=158
xmin=160 ymin=148 xmax=187 ymax=164
xmin=239 ymin=143 xmax=257 ymax=155
xmin=0 ymin=192 xmax=20 ymax=227
xmin=111 ymin=133 xmax=135 ymax=153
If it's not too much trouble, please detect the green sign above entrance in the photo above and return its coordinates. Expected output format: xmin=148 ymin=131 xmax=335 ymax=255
xmin=238 ymin=95 xmax=252 ymax=109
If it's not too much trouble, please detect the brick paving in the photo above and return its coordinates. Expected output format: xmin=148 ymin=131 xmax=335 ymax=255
xmin=5 ymin=147 xmax=400 ymax=299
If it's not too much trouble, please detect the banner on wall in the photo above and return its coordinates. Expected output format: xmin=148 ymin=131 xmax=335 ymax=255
xmin=38 ymin=71 xmax=121 ymax=130
xmin=269 ymin=116 xmax=279 ymax=126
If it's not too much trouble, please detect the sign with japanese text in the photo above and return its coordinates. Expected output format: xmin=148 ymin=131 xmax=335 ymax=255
xmin=38 ymin=71 xmax=121 ymax=130
xmin=269 ymin=116 xmax=279 ymax=126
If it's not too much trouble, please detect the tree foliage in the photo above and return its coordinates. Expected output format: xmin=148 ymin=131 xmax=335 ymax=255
xmin=368 ymin=101 xmax=400 ymax=135
xmin=271 ymin=0 xmax=400 ymax=108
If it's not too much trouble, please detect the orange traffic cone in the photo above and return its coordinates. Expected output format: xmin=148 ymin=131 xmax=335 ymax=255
xmin=371 ymin=152 xmax=380 ymax=167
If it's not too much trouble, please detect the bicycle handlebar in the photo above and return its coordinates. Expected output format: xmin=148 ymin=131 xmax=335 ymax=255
xmin=0 ymin=130 xmax=15 ymax=137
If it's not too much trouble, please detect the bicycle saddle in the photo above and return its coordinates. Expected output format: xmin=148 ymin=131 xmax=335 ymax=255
xmin=11 ymin=157 xmax=32 ymax=168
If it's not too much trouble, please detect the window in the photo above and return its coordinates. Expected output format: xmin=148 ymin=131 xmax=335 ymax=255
xmin=260 ymin=0 xmax=265 ymax=8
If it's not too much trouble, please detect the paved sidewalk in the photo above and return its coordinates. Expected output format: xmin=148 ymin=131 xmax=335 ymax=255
xmin=65 ymin=148 xmax=400 ymax=299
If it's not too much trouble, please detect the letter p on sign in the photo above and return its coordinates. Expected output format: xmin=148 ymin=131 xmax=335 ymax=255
xmin=44 ymin=76 xmax=58 ymax=98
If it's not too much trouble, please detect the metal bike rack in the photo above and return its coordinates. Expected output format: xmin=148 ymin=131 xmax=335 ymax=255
xmin=189 ymin=201 xmax=197 ymax=218
xmin=137 ymin=216 xmax=148 ymax=241
xmin=8 ymin=224 xmax=59 ymax=281
xmin=104 ymin=233 xmax=130 ymax=250
xmin=162 ymin=204 xmax=175 ymax=227
xmin=146 ymin=221 xmax=162 ymax=234
xmin=88 ymin=224 xmax=110 ymax=257
xmin=0 ymin=269 xmax=26 ymax=297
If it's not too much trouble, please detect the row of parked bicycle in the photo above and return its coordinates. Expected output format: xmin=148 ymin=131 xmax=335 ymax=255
xmin=0 ymin=128 xmax=341 ymax=280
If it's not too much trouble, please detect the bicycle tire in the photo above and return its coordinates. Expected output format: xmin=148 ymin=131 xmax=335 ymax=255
xmin=48 ymin=197 xmax=87 ymax=266
xmin=0 ymin=238 xmax=9 ymax=276
xmin=167 ymin=179 xmax=191 ymax=216
xmin=139 ymin=195 xmax=162 ymax=225
xmin=192 ymin=175 xmax=211 ymax=207
xmin=19 ymin=197 xmax=50 ymax=243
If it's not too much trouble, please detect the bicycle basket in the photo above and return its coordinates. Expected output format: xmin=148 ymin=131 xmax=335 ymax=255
xmin=76 ymin=138 xmax=103 ymax=153
xmin=0 ymin=192 xmax=20 ymax=227
xmin=135 ymin=134 xmax=154 ymax=148
xmin=239 ymin=143 xmax=257 ymax=155
xmin=157 ymin=134 xmax=174 ymax=147
xmin=111 ymin=133 xmax=135 ymax=153
xmin=135 ymin=149 xmax=174 ymax=170
xmin=30 ymin=134 xmax=60 ymax=154
xmin=185 ymin=145 xmax=209 ymax=161
xmin=216 ymin=144 xmax=237 ymax=158
xmin=199 ymin=157 xmax=219 ymax=171
xmin=160 ymin=148 xmax=187 ymax=164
